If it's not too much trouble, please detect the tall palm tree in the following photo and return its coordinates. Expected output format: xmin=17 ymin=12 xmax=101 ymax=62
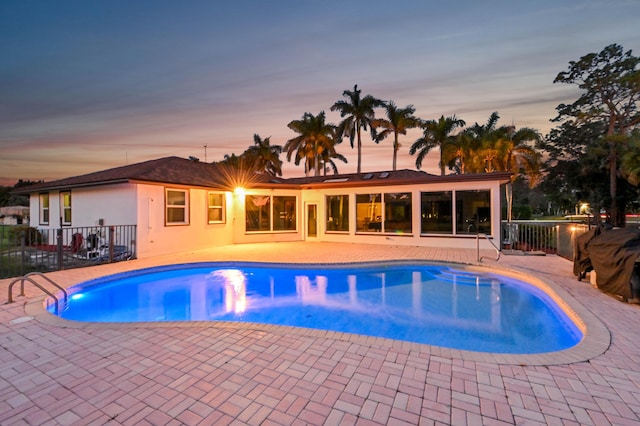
xmin=244 ymin=134 xmax=283 ymax=177
xmin=464 ymin=114 xmax=543 ymax=222
xmin=372 ymin=101 xmax=420 ymax=171
xmin=218 ymin=153 xmax=244 ymax=168
xmin=453 ymin=111 xmax=502 ymax=174
xmin=285 ymin=111 xmax=337 ymax=177
xmin=330 ymin=84 xmax=384 ymax=174
xmin=442 ymin=132 xmax=477 ymax=174
xmin=491 ymin=126 xmax=542 ymax=184
xmin=318 ymin=127 xmax=348 ymax=176
xmin=465 ymin=111 xmax=500 ymax=140
xmin=409 ymin=115 xmax=466 ymax=174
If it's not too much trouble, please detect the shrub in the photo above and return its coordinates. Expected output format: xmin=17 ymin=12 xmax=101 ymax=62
xmin=7 ymin=226 xmax=43 ymax=245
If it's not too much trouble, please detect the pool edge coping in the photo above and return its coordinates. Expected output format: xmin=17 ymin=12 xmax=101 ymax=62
xmin=23 ymin=259 xmax=611 ymax=366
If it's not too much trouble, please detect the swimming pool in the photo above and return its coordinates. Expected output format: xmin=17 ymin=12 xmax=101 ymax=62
xmin=48 ymin=262 xmax=583 ymax=354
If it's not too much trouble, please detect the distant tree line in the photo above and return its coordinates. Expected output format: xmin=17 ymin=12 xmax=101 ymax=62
xmin=0 ymin=180 xmax=39 ymax=207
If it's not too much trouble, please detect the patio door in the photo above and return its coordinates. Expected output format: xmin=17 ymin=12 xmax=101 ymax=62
xmin=307 ymin=203 xmax=318 ymax=238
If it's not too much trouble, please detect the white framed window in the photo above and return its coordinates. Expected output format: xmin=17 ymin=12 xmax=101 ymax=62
xmin=207 ymin=192 xmax=225 ymax=224
xmin=166 ymin=188 xmax=189 ymax=225
xmin=39 ymin=193 xmax=50 ymax=225
xmin=245 ymin=195 xmax=297 ymax=232
xmin=60 ymin=191 xmax=71 ymax=226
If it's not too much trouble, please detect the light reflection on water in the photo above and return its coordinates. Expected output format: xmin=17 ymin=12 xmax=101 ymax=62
xmin=53 ymin=263 xmax=582 ymax=354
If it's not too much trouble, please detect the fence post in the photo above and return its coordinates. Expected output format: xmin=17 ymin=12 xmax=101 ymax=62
xmin=108 ymin=226 xmax=115 ymax=262
xmin=56 ymin=228 xmax=63 ymax=270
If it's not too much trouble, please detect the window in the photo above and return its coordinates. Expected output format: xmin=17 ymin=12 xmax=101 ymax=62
xmin=245 ymin=195 xmax=297 ymax=232
xmin=246 ymin=195 xmax=271 ymax=232
xmin=384 ymin=193 xmax=412 ymax=234
xmin=207 ymin=192 xmax=225 ymax=223
xmin=356 ymin=193 xmax=382 ymax=232
xmin=39 ymin=193 xmax=49 ymax=225
xmin=326 ymin=195 xmax=349 ymax=232
xmin=456 ymin=190 xmax=491 ymax=235
xmin=420 ymin=191 xmax=453 ymax=234
xmin=273 ymin=196 xmax=296 ymax=231
xmin=166 ymin=189 xmax=189 ymax=225
xmin=60 ymin=191 xmax=71 ymax=225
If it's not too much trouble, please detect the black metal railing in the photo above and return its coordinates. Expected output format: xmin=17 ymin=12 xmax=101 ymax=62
xmin=0 ymin=224 xmax=136 ymax=279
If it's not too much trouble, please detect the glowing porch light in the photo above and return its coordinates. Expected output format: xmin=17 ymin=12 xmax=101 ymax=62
xmin=234 ymin=187 xmax=246 ymax=197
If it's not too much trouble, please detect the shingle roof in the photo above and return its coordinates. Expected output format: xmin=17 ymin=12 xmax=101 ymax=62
xmin=14 ymin=157 xmax=270 ymax=193
xmin=15 ymin=156 xmax=512 ymax=193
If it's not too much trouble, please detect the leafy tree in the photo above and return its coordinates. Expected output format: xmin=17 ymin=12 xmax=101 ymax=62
xmin=553 ymin=44 xmax=640 ymax=226
xmin=285 ymin=111 xmax=338 ymax=176
xmin=331 ymin=84 xmax=384 ymax=174
xmin=409 ymin=115 xmax=466 ymax=174
xmin=621 ymin=129 xmax=640 ymax=186
xmin=539 ymin=120 xmax=611 ymax=219
xmin=0 ymin=181 xmax=32 ymax=207
xmin=243 ymin=134 xmax=283 ymax=176
xmin=372 ymin=101 xmax=420 ymax=171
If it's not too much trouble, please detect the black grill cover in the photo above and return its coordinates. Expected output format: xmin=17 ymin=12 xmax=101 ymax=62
xmin=586 ymin=228 xmax=640 ymax=300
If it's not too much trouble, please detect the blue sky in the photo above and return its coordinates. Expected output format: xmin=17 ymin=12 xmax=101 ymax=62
xmin=1 ymin=0 xmax=639 ymax=185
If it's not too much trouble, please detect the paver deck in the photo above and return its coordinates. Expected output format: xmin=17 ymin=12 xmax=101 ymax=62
xmin=1 ymin=242 xmax=639 ymax=425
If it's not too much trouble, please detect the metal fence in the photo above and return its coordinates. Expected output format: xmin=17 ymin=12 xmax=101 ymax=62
xmin=502 ymin=221 xmax=590 ymax=259
xmin=0 ymin=225 xmax=136 ymax=279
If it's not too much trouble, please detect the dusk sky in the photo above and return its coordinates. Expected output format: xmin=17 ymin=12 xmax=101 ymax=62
xmin=1 ymin=1 xmax=639 ymax=186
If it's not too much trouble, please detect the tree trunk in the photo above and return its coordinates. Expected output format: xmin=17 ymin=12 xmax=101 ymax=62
xmin=392 ymin=134 xmax=398 ymax=171
xmin=356 ymin=125 xmax=362 ymax=174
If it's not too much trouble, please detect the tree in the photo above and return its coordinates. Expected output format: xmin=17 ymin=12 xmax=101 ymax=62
xmin=285 ymin=111 xmax=338 ymax=176
xmin=621 ymin=129 xmax=640 ymax=185
xmin=372 ymin=101 xmax=420 ymax=171
xmin=490 ymin=126 xmax=542 ymax=185
xmin=539 ymin=120 xmax=610 ymax=220
xmin=489 ymin=125 xmax=542 ymax=222
xmin=409 ymin=115 xmax=466 ymax=174
xmin=553 ymin=44 xmax=640 ymax=226
xmin=442 ymin=132 xmax=475 ymax=174
xmin=243 ymin=134 xmax=283 ymax=177
xmin=331 ymin=84 xmax=384 ymax=173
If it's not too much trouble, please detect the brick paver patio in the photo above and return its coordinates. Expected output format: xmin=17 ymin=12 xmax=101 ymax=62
xmin=1 ymin=242 xmax=639 ymax=425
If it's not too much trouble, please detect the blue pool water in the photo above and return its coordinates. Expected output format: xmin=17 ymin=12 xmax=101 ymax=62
xmin=49 ymin=262 xmax=583 ymax=354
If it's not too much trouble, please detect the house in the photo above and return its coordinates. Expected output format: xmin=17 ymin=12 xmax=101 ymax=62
xmin=15 ymin=156 xmax=511 ymax=259
xmin=0 ymin=206 xmax=30 ymax=225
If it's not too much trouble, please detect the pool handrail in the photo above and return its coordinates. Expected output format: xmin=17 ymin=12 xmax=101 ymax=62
xmin=7 ymin=272 xmax=68 ymax=315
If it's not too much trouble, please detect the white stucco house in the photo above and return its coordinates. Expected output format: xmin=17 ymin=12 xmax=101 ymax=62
xmin=16 ymin=156 xmax=511 ymax=259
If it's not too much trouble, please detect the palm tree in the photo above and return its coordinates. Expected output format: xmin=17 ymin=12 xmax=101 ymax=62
xmin=218 ymin=153 xmax=244 ymax=168
xmin=243 ymin=134 xmax=283 ymax=177
xmin=492 ymin=126 xmax=542 ymax=184
xmin=409 ymin=115 xmax=466 ymax=174
xmin=462 ymin=114 xmax=542 ymax=222
xmin=318 ymin=127 xmax=348 ymax=175
xmin=452 ymin=112 xmax=502 ymax=174
xmin=372 ymin=101 xmax=420 ymax=171
xmin=465 ymin=111 xmax=500 ymax=140
xmin=285 ymin=111 xmax=337 ymax=176
xmin=330 ymin=84 xmax=384 ymax=173
xmin=442 ymin=132 xmax=476 ymax=174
